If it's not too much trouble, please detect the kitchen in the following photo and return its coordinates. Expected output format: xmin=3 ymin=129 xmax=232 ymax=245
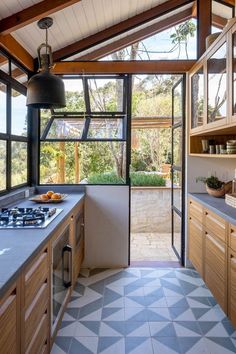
xmin=1 ymin=1 xmax=236 ymax=354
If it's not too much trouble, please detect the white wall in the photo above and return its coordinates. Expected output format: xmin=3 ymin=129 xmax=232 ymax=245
xmin=83 ymin=185 xmax=129 ymax=268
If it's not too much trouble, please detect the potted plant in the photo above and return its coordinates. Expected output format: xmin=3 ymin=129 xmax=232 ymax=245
xmin=196 ymin=175 xmax=232 ymax=197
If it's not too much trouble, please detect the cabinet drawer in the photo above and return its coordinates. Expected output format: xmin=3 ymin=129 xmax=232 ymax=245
xmin=205 ymin=209 xmax=226 ymax=243
xmin=25 ymin=312 xmax=49 ymax=354
xmin=0 ymin=288 xmax=17 ymax=354
xmin=189 ymin=199 xmax=203 ymax=222
xmin=24 ymin=281 xmax=49 ymax=349
xmin=228 ymin=248 xmax=236 ymax=328
xmin=188 ymin=217 xmax=203 ymax=276
xmin=205 ymin=264 xmax=227 ymax=312
xmin=230 ymin=225 xmax=236 ymax=252
xmin=24 ymin=247 xmax=49 ymax=308
xmin=205 ymin=232 xmax=226 ymax=280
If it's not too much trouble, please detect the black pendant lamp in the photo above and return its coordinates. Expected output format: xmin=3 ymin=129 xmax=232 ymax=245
xmin=26 ymin=17 xmax=66 ymax=109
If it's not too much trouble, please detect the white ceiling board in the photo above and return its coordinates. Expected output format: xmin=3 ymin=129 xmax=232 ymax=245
xmin=10 ymin=0 xmax=171 ymax=58
xmin=65 ymin=2 xmax=194 ymax=60
xmin=0 ymin=0 xmax=41 ymax=20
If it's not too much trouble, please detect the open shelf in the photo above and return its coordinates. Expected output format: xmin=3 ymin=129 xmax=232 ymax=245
xmin=189 ymin=153 xmax=236 ymax=158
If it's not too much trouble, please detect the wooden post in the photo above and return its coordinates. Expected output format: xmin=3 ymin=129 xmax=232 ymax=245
xmin=197 ymin=0 xmax=211 ymax=58
xmin=74 ymin=142 xmax=80 ymax=183
xmin=58 ymin=141 xmax=65 ymax=183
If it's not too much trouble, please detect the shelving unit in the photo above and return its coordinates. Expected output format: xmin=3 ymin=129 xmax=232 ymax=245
xmin=190 ymin=153 xmax=236 ymax=158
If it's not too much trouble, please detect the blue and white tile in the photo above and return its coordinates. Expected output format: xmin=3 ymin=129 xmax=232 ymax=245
xmin=125 ymin=337 xmax=153 ymax=354
xmin=98 ymin=336 xmax=125 ymax=354
xmin=152 ymin=336 xmax=181 ymax=354
xmin=69 ymin=336 xmax=98 ymax=354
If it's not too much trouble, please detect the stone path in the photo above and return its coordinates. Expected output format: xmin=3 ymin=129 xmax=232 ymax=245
xmin=131 ymin=233 xmax=177 ymax=262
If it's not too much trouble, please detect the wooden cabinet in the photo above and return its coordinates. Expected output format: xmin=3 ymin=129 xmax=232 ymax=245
xmin=72 ymin=208 xmax=84 ymax=285
xmin=205 ymin=231 xmax=227 ymax=312
xmin=228 ymin=248 xmax=236 ymax=327
xmin=0 ymin=283 xmax=20 ymax=354
xmin=21 ymin=244 xmax=50 ymax=354
xmin=189 ymin=18 xmax=236 ymax=157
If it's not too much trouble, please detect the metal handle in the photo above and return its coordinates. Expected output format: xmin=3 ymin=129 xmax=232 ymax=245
xmin=62 ymin=244 xmax=72 ymax=288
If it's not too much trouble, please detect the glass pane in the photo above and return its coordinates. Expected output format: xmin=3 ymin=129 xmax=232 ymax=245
xmin=173 ymin=211 xmax=181 ymax=257
xmin=233 ymin=32 xmax=236 ymax=114
xmin=132 ymin=74 xmax=182 ymax=118
xmin=0 ymin=82 xmax=7 ymax=133
xmin=40 ymin=141 xmax=126 ymax=184
xmin=11 ymin=90 xmax=28 ymax=136
xmin=40 ymin=109 xmax=51 ymax=137
xmin=11 ymin=63 xmax=28 ymax=87
xmin=212 ymin=1 xmax=233 ymax=28
xmin=207 ymin=42 xmax=227 ymax=123
xmin=173 ymin=82 xmax=182 ymax=124
xmin=88 ymin=78 xmax=124 ymax=112
xmin=173 ymin=126 xmax=182 ymax=166
xmin=100 ymin=19 xmax=197 ymax=61
xmin=173 ymin=170 xmax=182 ymax=212
xmin=0 ymin=53 xmax=9 ymax=75
xmin=46 ymin=118 xmax=84 ymax=139
xmin=11 ymin=141 xmax=27 ymax=186
xmin=88 ymin=118 xmax=123 ymax=139
xmin=54 ymin=78 xmax=85 ymax=112
xmin=191 ymin=67 xmax=204 ymax=129
xmin=0 ymin=140 xmax=6 ymax=190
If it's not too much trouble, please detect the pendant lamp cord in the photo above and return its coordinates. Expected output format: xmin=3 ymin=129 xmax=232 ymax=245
xmin=46 ymin=27 xmax=48 ymax=55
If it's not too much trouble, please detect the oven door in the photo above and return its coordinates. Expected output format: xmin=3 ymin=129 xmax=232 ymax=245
xmin=51 ymin=224 xmax=72 ymax=334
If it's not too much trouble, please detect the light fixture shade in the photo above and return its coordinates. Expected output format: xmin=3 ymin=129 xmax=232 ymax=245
xmin=26 ymin=71 xmax=66 ymax=109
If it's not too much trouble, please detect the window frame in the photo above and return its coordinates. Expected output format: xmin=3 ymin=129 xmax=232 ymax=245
xmin=39 ymin=74 xmax=130 ymax=185
xmin=0 ymin=49 xmax=30 ymax=195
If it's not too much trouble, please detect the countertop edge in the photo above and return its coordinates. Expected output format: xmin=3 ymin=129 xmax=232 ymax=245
xmin=188 ymin=193 xmax=236 ymax=225
xmin=0 ymin=193 xmax=85 ymax=298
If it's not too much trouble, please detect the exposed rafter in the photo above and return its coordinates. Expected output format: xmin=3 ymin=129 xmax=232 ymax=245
xmin=53 ymin=60 xmax=196 ymax=74
xmin=0 ymin=34 xmax=34 ymax=71
xmin=53 ymin=0 xmax=194 ymax=61
xmin=78 ymin=8 xmax=193 ymax=61
xmin=212 ymin=14 xmax=228 ymax=29
xmin=197 ymin=0 xmax=211 ymax=57
xmin=0 ymin=0 xmax=81 ymax=35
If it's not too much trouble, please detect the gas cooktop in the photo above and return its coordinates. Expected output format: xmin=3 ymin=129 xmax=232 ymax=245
xmin=0 ymin=206 xmax=63 ymax=229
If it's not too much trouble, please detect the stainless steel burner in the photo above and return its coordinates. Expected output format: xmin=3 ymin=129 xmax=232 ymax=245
xmin=0 ymin=206 xmax=62 ymax=228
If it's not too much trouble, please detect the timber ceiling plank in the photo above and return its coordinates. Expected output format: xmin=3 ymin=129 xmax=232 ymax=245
xmin=53 ymin=0 xmax=194 ymax=61
xmin=78 ymin=7 xmax=193 ymax=60
xmin=0 ymin=0 xmax=82 ymax=35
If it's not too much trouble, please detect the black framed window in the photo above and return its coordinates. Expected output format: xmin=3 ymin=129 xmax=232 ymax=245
xmin=40 ymin=75 xmax=128 ymax=185
xmin=0 ymin=50 xmax=29 ymax=194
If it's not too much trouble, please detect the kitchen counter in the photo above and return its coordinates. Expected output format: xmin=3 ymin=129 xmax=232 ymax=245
xmin=189 ymin=193 xmax=236 ymax=224
xmin=0 ymin=192 xmax=85 ymax=297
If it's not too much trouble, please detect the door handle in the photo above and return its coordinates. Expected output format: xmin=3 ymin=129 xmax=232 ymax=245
xmin=62 ymin=244 xmax=72 ymax=288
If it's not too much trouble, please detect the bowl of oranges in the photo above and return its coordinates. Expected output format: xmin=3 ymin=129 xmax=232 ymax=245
xmin=30 ymin=191 xmax=67 ymax=203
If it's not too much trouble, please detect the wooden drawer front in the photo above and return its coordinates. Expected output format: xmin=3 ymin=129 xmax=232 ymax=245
xmin=0 ymin=290 xmax=17 ymax=354
xmin=74 ymin=238 xmax=84 ymax=282
xmin=228 ymin=249 xmax=236 ymax=328
xmin=24 ymin=281 xmax=49 ymax=349
xmin=230 ymin=225 xmax=236 ymax=252
xmin=205 ymin=210 xmax=226 ymax=243
xmin=205 ymin=264 xmax=226 ymax=312
xmin=188 ymin=217 xmax=203 ymax=276
xmin=25 ymin=248 xmax=48 ymax=308
xmin=25 ymin=312 xmax=48 ymax=354
xmin=189 ymin=199 xmax=203 ymax=222
xmin=205 ymin=232 xmax=226 ymax=280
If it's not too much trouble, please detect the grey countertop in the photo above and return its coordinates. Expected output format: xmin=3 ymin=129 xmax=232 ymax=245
xmin=189 ymin=193 xmax=236 ymax=224
xmin=0 ymin=192 xmax=85 ymax=297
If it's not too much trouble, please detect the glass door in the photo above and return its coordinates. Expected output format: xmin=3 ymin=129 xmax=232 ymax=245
xmin=171 ymin=77 xmax=185 ymax=265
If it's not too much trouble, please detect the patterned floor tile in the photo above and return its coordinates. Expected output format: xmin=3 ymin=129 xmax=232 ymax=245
xmin=53 ymin=267 xmax=236 ymax=354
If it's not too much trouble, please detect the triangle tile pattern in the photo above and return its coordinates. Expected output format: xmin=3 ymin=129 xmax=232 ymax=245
xmin=52 ymin=267 xmax=236 ymax=354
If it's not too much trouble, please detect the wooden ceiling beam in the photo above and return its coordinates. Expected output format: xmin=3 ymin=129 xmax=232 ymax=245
xmin=78 ymin=8 xmax=193 ymax=61
xmin=53 ymin=0 xmax=194 ymax=61
xmin=212 ymin=14 xmax=228 ymax=29
xmin=221 ymin=0 xmax=235 ymax=6
xmin=0 ymin=0 xmax=81 ymax=35
xmin=197 ymin=0 xmax=211 ymax=58
xmin=0 ymin=34 xmax=34 ymax=71
xmin=53 ymin=60 xmax=196 ymax=74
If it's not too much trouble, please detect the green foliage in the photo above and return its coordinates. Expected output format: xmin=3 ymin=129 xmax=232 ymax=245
xmin=87 ymin=172 xmax=124 ymax=184
xmin=130 ymin=172 xmax=166 ymax=186
xmin=196 ymin=175 xmax=224 ymax=190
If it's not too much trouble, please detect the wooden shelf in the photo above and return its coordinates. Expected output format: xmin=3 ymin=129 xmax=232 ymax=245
xmin=189 ymin=153 xmax=236 ymax=158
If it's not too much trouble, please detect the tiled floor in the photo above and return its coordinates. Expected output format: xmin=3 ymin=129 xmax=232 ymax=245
xmin=51 ymin=268 xmax=236 ymax=354
xmin=131 ymin=233 xmax=177 ymax=261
